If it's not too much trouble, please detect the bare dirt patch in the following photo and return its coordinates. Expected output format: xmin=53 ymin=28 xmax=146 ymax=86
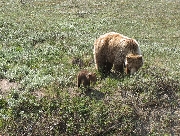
xmin=0 ymin=79 xmax=20 ymax=95
xmin=31 ymin=88 xmax=46 ymax=98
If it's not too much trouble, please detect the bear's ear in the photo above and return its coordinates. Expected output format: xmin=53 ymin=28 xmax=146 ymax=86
xmin=126 ymin=55 xmax=131 ymax=59
xmin=126 ymin=56 xmax=133 ymax=61
xmin=138 ymin=55 xmax=142 ymax=59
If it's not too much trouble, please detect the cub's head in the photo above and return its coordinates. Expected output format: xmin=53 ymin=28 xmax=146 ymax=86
xmin=125 ymin=54 xmax=143 ymax=74
xmin=87 ymin=72 xmax=97 ymax=85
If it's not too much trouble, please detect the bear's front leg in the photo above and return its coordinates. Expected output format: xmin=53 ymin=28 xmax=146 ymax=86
xmin=114 ymin=63 xmax=124 ymax=74
xmin=97 ymin=61 xmax=113 ymax=77
xmin=104 ymin=61 xmax=113 ymax=75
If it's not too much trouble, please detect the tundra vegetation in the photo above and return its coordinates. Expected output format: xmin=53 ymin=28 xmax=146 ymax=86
xmin=0 ymin=0 xmax=179 ymax=135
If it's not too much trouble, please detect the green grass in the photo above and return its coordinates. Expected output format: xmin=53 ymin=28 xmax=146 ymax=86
xmin=0 ymin=0 xmax=180 ymax=135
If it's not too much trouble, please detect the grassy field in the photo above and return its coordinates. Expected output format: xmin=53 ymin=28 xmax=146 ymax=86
xmin=0 ymin=0 xmax=180 ymax=135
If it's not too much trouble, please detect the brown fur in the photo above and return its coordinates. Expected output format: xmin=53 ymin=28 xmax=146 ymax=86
xmin=125 ymin=54 xmax=143 ymax=74
xmin=77 ymin=70 xmax=97 ymax=88
xmin=94 ymin=32 xmax=143 ymax=75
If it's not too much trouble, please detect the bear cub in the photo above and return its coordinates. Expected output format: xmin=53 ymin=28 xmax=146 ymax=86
xmin=77 ymin=70 xmax=97 ymax=88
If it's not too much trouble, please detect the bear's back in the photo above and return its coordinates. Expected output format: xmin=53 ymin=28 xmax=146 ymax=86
xmin=95 ymin=32 xmax=140 ymax=54
xmin=95 ymin=32 xmax=131 ymax=48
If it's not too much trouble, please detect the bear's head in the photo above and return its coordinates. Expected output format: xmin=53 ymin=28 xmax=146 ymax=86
xmin=125 ymin=54 xmax=143 ymax=74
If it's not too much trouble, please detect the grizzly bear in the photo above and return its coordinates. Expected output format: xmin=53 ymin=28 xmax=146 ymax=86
xmin=77 ymin=70 xmax=97 ymax=88
xmin=94 ymin=32 xmax=143 ymax=75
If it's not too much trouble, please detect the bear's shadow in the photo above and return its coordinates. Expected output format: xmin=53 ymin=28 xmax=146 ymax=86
xmin=84 ymin=88 xmax=105 ymax=100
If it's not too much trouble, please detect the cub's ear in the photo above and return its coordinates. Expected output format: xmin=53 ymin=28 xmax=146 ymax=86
xmin=86 ymin=72 xmax=92 ymax=78
xmin=88 ymin=72 xmax=92 ymax=76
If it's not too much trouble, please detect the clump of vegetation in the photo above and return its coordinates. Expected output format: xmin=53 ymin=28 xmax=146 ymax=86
xmin=1 ymin=69 xmax=179 ymax=135
xmin=118 ymin=66 xmax=180 ymax=135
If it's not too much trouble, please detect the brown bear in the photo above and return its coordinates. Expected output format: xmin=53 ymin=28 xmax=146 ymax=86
xmin=77 ymin=70 xmax=97 ymax=88
xmin=93 ymin=32 xmax=143 ymax=75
